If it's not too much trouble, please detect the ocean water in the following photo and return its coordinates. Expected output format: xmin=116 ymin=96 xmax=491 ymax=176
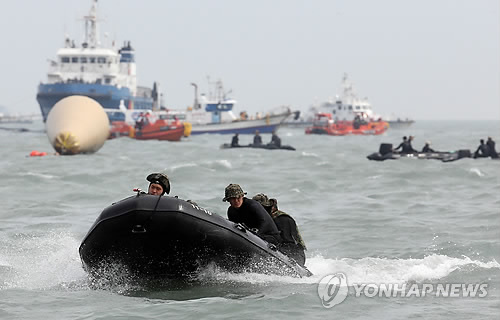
xmin=0 ymin=120 xmax=499 ymax=319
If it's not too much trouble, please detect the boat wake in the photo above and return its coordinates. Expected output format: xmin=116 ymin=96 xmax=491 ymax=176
xmin=1 ymin=230 xmax=498 ymax=294
xmin=191 ymin=254 xmax=500 ymax=287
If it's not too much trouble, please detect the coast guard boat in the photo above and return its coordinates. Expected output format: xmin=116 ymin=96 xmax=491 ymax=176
xmin=287 ymin=74 xmax=413 ymax=129
xmin=36 ymin=0 xmax=159 ymax=123
xmin=304 ymin=74 xmax=389 ymax=135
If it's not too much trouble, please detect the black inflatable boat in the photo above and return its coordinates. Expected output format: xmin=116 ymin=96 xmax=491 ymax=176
xmin=79 ymin=193 xmax=312 ymax=280
xmin=367 ymin=143 xmax=472 ymax=162
xmin=220 ymin=143 xmax=296 ymax=151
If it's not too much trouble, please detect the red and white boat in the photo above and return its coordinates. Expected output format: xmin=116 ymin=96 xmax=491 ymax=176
xmin=108 ymin=108 xmax=189 ymax=141
xmin=304 ymin=74 xmax=389 ymax=136
xmin=305 ymin=113 xmax=388 ymax=136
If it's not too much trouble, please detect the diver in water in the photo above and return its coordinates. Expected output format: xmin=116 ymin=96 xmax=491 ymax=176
xmin=252 ymin=193 xmax=307 ymax=267
xmin=224 ymin=184 xmax=282 ymax=245
xmin=146 ymin=173 xmax=170 ymax=196
xmin=474 ymin=139 xmax=490 ymax=158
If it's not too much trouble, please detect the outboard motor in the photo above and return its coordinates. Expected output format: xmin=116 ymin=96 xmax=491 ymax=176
xmin=379 ymin=143 xmax=393 ymax=156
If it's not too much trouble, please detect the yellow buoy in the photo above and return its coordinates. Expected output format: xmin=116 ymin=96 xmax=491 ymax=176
xmin=45 ymin=96 xmax=109 ymax=155
xmin=183 ymin=122 xmax=192 ymax=137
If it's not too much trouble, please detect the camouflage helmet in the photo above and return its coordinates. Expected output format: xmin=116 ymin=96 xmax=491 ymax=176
xmin=252 ymin=193 xmax=272 ymax=207
xmin=223 ymin=183 xmax=246 ymax=202
xmin=146 ymin=173 xmax=170 ymax=195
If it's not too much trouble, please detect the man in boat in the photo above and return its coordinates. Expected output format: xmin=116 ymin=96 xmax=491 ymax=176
xmin=422 ymin=141 xmax=436 ymax=153
xmin=395 ymin=135 xmax=417 ymax=154
xmin=231 ymin=133 xmax=239 ymax=147
xmin=269 ymin=131 xmax=281 ymax=148
xmin=146 ymin=172 xmax=170 ymax=196
xmin=474 ymin=139 xmax=490 ymax=158
xmin=353 ymin=114 xmax=362 ymax=129
xmin=393 ymin=136 xmax=407 ymax=153
xmin=253 ymin=193 xmax=307 ymax=267
xmin=135 ymin=113 xmax=145 ymax=131
xmin=224 ymin=184 xmax=281 ymax=245
xmin=404 ymin=136 xmax=418 ymax=153
xmin=486 ymin=137 xmax=498 ymax=158
xmin=253 ymin=130 xmax=263 ymax=146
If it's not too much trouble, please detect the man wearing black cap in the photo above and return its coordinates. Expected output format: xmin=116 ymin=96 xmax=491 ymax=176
xmin=223 ymin=183 xmax=281 ymax=245
xmin=146 ymin=173 xmax=170 ymax=196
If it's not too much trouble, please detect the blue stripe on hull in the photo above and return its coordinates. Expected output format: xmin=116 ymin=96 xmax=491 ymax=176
xmin=36 ymin=83 xmax=153 ymax=122
xmin=191 ymin=124 xmax=280 ymax=135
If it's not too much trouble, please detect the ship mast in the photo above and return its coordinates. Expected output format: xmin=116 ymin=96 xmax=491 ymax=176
xmin=83 ymin=0 xmax=99 ymax=48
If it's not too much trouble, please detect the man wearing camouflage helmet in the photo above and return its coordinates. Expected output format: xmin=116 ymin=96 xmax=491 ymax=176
xmin=253 ymin=193 xmax=307 ymax=266
xmin=146 ymin=173 xmax=170 ymax=196
xmin=223 ymin=184 xmax=281 ymax=245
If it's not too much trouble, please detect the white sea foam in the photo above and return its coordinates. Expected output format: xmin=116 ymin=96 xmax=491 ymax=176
xmin=301 ymin=151 xmax=319 ymax=158
xmin=170 ymin=163 xmax=198 ymax=172
xmin=214 ymin=159 xmax=232 ymax=169
xmin=24 ymin=172 xmax=57 ymax=180
xmin=469 ymin=168 xmax=485 ymax=177
xmin=196 ymin=254 xmax=500 ymax=286
xmin=0 ymin=231 xmax=86 ymax=290
xmin=305 ymin=254 xmax=500 ymax=285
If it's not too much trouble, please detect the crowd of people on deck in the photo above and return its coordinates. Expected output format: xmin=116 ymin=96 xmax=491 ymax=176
xmin=230 ymin=130 xmax=282 ymax=148
xmin=144 ymin=173 xmax=307 ymax=267
xmin=392 ymin=135 xmax=498 ymax=158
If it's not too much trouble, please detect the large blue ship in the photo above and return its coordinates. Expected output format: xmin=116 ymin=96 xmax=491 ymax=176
xmin=37 ymin=0 xmax=158 ymax=123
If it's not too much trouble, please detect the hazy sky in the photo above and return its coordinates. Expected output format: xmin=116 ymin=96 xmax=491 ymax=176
xmin=1 ymin=0 xmax=498 ymax=120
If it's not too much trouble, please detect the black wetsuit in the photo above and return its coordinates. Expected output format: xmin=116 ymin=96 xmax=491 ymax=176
xmin=422 ymin=145 xmax=435 ymax=153
xmin=474 ymin=143 xmax=490 ymax=158
xmin=394 ymin=140 xmax=407 ymax=152
xmin=270 ymin=134 xmax=281 ymax=147
xmin=227 ymin=198 xmax=282 ymax=245
xmin=231 ymin=135 xmax=239 ymax=147
xmin=253 ymin=134 xmax=262 ymax=146
xmin=487 ymin=139 xmax=498 ymax=158
xmin=273 ymin=213 xmax=306 ymax=266
xmin=400 ymin=141 xmax=417 ymax=154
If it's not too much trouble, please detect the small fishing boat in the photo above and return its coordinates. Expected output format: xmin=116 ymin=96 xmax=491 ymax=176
xmin=79 ymin=193 xmax=312 ymax=281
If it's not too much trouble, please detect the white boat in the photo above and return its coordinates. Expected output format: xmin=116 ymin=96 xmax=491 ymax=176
xmin=185 ymin=79 xmax=292 ymax=135
xmin=284 ymin=74 xmax=414 ymax=128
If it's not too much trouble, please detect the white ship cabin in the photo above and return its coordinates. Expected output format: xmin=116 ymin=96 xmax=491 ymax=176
xmin=319 ymin=74 xmax=380 ymax=122
xmin=44 ymin=0 xmax=138 ymax=95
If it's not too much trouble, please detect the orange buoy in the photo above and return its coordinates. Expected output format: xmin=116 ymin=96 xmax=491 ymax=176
xmin=29 ymin=150 xmax=50 ymax=157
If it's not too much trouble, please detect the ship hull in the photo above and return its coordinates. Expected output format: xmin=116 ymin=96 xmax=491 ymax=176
xmin=190 ymin=114 xmax=288 ymax=135
xmin=37 ymin=83 xmax=154 ymax=122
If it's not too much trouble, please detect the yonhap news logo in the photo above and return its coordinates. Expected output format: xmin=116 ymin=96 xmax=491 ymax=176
xmin=318 ymin=273 xmax=488 ymax=308
xmin=317 ymin=272 xmax=349 ymax=308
